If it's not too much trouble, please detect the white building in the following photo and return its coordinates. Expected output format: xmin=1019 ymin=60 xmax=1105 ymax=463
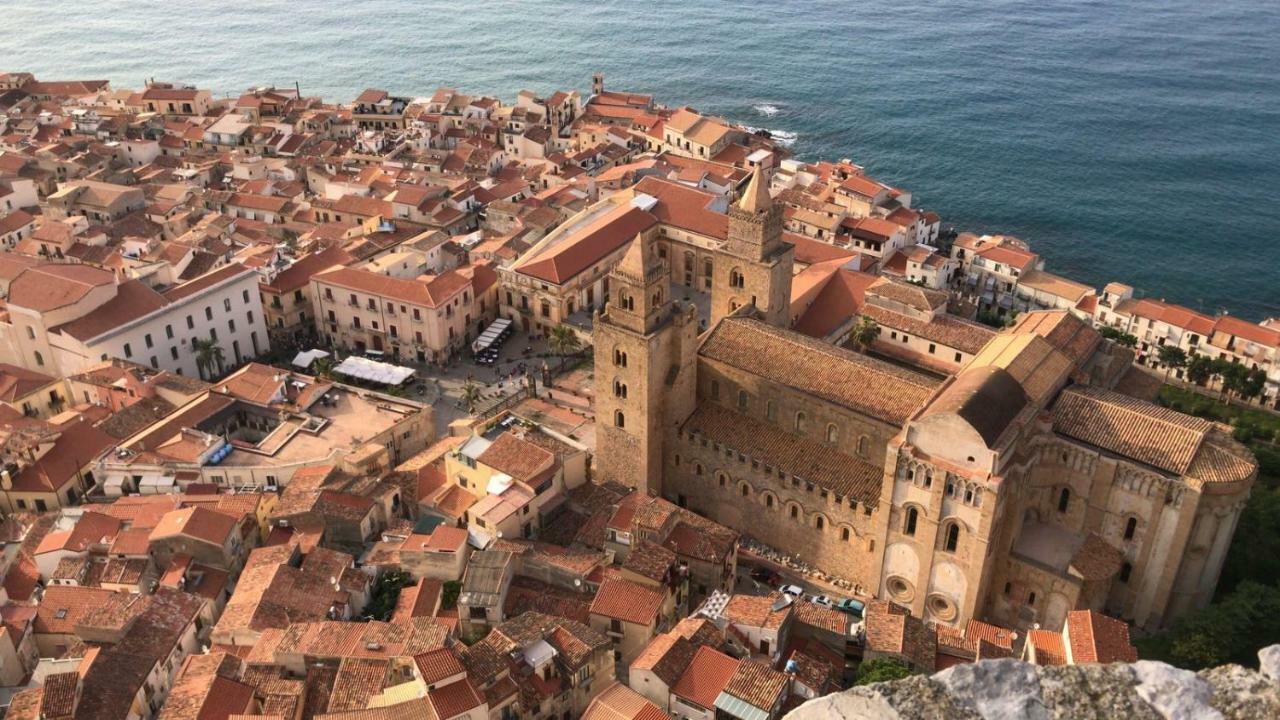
xmin=0 ymin=262 xmax=270 ymax=379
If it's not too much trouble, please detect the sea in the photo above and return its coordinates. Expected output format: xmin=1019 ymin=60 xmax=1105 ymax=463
xmin=6 ymin=0 xmax=1279 ymax=319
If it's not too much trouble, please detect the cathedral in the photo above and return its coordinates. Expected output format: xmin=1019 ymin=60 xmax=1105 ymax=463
xmin=594 ymin=169 xmax=1256 ymax=634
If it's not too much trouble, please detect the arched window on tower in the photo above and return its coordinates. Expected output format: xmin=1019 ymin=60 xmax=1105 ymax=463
xmin=729 ymin=268 xmax=744 ymax=288
xmin=1124 ymin=517 xmax=1138 ymax=541
xmin=614 ymin=411 xmax=625 ymax=428
xmin=614 ymin=349 xmax=628 ymax=367
xmin=904 ymin=507 xmax=918 ymax=536
xmin=613 ymin=381 xmax=627 ymax=399
xmin=943 ymin=522 xmax=960 ymax=552
xmin=1058 ymin=488 xmax=1071 ymax=513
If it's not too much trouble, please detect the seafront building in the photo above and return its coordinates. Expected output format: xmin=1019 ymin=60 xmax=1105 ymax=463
xmin=0 ymin=68 xmax=1270 ymax=719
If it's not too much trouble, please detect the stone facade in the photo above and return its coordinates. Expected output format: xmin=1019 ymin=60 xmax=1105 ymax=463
xmin=596 ymin=171 xmax=1256 ymax=635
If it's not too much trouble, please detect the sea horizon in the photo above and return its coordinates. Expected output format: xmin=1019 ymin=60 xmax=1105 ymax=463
xmin=7 ymin=0 xmax=1278 ymax=320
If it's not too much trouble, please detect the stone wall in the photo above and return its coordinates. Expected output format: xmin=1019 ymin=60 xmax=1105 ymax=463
xmin=786 ymin=645 xmax=1280 ymax=720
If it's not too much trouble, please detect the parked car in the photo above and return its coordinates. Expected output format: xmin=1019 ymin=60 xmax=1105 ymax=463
xmin=809 ymin=594 xmax=835 ymax=608
xmin=780 ymin=584 xmax=804 ymax=598
xmin=750 ymin=567 xmax=782 ymax=587
xmin=835 ymin=598 xmax=866 ymax=617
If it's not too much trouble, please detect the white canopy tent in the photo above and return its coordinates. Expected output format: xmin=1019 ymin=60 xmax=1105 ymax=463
xmin=291 ymin=349 xmax=330 ymax=369
xmin=333 ymin=356 xmax=415 ymax=385
xmin=472 ymin=317 xmax=514 ymax=353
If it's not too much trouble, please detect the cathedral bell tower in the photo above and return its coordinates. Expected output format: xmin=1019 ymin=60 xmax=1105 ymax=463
xmin=712 ymin=168 xmax=794 ymax=327
xmin=593 ymin=231 xmax=697 ymax=496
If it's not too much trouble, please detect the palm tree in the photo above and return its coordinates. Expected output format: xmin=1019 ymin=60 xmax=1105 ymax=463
xmin=191 ymin=338 xmax=225 ymax=381
xmin=460 ymin=381 xmax=482 ymax=414
xmin=547 ymin=324 xmax=582 ymax=359
xmin=848 ymin=317 xmax=881 ymax=353
xmin=1156 ymin=346 xmax=1188 ymax=382
xmin=313 ymin=357 xmax=336 ymax=381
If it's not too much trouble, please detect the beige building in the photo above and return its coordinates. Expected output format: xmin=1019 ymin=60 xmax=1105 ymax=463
xmin=258 ymin=246 xmax=352 ymax=340
xmin=596 ymin=176 xmax=1257 ymax=636
xmin=46 ymin=179 xmax=145 ymax=223
xmin=588 ymin=578 xmax=674 ymax=671
xmin=94 ymin=362 xmax=434 ymax=492
xmin=140 ymin=85 xmax=212 ymax=116
xmin=311 ymin=263 xmax=496 ymax=364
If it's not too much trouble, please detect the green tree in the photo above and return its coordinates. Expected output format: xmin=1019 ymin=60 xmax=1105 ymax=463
xmin=1156 ymin=346 xmax=1188 ymax=382
xmin=1137 ymin=581 xmax=1280 ymax=670
xmin=191 ymin=338 xmax=226 ymax=380
xmin=362 ymin=570 xmax=414 ymax=621
xmin=442 ymin=580 xmax=462 ymax=610
xmin=855 ymin=658 xmax=914 ymax=685
xmin=1241 ymin=368 xmax=1267 ymax=403
xmin=1098 ymin=326 xmax=1138 ymax=347
xmin=1217 ymin=488 xmax=1280 ymax=595
xmin=848 ymin=317 xmax=882 ymax=353
xmin=547 ymin=324 xmax=582 ymax=359
xmin=460 ymin=381 xmax=482 ymax=414
xmin=1187 ymin=355 xmax=1214 ymax=386
xmin=1218 ymin=361 xmax=1248 ymax=403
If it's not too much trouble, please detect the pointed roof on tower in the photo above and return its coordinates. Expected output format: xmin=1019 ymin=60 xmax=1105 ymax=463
xmin=612 ymin=232 xmax=662 ymax=286
xmin=737 ymin=168 xmax=772 ymax=214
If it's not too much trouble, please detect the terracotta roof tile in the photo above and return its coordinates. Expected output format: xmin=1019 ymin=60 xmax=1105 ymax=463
xmin=590 ymin=578 xmax=664 ymax=626
xmin=1065 ymin=610 xmax=1138 ymax=664
xmin=1028 ymin=628 xmax=1067 ymax=666
xmin=699 ymin=316 xmax=939 ymax=425
xmin=721 ymin=659 xmax=788 ymax=711
xmin=414 ymin=646 xmax=466 ymax=685
xmin=725 ymin=593 xmax=792 ymax=632
xmin=672 ymin=645 xmax=740 ymax=709
xmin=427 ymin=678 xmax=484 ymax=719
xmin=583 ymin=681 xmax=668 ymax=720
xmin=631 ymin=633 xmax=696 ymax=686
xmin=1053 ymin=385 xmax=1212 ymax=475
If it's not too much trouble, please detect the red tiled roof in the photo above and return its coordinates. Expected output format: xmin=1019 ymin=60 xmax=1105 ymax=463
xmin=589 ymin=578 xmax=664 ymax=626
xmin=516 ymin=204 xmax=657 ymax=285
xmin=672 ymin=646 xmax=740 ymax=709
xmin=313 ymin=266 xmax=469 ymax=308
xmin=428 ymin=678 xmax=484 ymax=719
xmin=414 ymin=647 xmax=466 ymax=685
xmin=1065 ymin=610 xmax=1138 ymax=664
xmin=1029 ymin=628 xmax=1066 ymax=666
xmin=261 ymin=246 xmax=352 ymax=292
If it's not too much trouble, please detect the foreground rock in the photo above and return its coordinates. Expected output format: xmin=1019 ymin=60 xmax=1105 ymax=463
xmin=786 ymin=645 xmax=1280 ymax=720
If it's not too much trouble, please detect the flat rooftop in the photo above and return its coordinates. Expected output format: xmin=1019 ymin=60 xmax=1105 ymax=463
xmin=219 ymin=388 xmax=421 ymax=467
